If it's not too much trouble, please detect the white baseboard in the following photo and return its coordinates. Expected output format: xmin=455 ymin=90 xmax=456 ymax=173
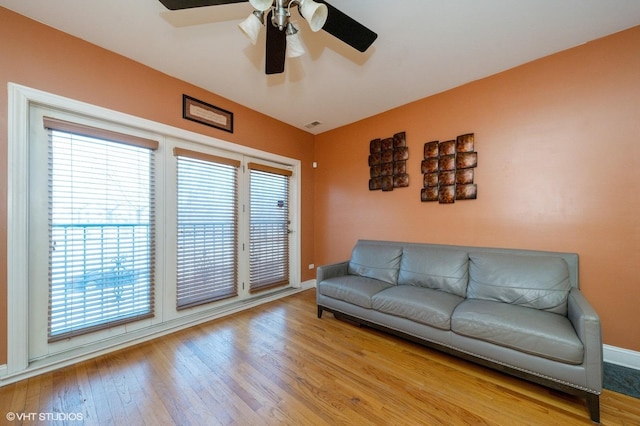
xmin=603 ymin=344 xmax=640 ymax=370
xmin=301 ymin=278 xmax=316 ymax=289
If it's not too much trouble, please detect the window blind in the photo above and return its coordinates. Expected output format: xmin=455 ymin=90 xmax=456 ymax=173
xmin=175 ymin=148 xmax=240 ymax=309
xmin=248 ymin=163 xmax=291 ymax=293
xmin=45 ymin=118 xmax=156 ymax=342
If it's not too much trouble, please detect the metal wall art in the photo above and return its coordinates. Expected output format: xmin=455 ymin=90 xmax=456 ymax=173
xmin=369 ymin=131 xmax=409 ymax=191
xmin=421 ymin=133 xmax=478 ymax=203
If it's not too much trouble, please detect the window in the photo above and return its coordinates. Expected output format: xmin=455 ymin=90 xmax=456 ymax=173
xmin=248 ymin=163 xmax=291 ymax=293
xmin=45 ymin=117 xmax=157 ymax=341
xmin=8 ymin=84 xmax=301 ymax=378
xmin=175 ymin=148 xmax=240 ymax=309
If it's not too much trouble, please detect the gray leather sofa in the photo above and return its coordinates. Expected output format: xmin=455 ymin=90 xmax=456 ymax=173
xmin=316 ymin=240 xmax=602 ymax=422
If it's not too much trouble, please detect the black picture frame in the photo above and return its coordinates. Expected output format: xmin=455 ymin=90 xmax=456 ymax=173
xmin=182 ymin=94 xmax=233 ymax=133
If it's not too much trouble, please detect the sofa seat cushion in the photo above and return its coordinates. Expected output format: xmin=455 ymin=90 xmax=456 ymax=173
xmin=451 ymin=299 xmax=584 ymax=364
xmin=348 ymin=241 xmax=403 ymax=285
xmin=398 ymin=246 xmax=469 ymax=297
xmin=468 ymin=252 xmax=571 ymax=315
xmin=371 ymin=286 xmax=464 ymax=330
xmin=318 ymin=275 xmax=393 ymax=309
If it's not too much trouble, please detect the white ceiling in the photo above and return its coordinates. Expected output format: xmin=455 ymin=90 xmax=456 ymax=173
xmin=2 ymin=0 xmax=640 ymax=134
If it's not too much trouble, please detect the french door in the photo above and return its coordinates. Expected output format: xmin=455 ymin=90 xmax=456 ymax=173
xmin=247 ymin=161 xmax=292 ymax=293
xmin=20 ymin=92 xmax=298 ymax=367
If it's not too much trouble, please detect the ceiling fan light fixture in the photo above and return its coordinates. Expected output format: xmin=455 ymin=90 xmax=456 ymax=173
xmin=157 ymin=0 xmax=377 ymax=75
xmin=249 ymin=0 xmax=273 ymax=12
xmin=271 ymin=3 xmax=289 ymax=31
xmin=298 ymin=0 xmax=328 ymax=32
xmin=238 ymin=10 xmax=264 ymax=45
xmin=285 ymin=23 xmax=305 ymax=58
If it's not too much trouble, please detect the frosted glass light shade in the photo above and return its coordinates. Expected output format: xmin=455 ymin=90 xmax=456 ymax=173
xmin=238 ymin=12 xmax=263 ymax=45
xmin=249 ymin=0 xmax=272 ymax=11
xmin=299 ymin=0 xmax=328 ymax=32
xmin=286 ymin=32 xmax=305 ymax=58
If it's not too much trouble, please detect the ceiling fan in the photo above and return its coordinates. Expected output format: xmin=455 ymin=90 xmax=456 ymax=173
xmin=158 ymin=0 xmax=378 ymax=75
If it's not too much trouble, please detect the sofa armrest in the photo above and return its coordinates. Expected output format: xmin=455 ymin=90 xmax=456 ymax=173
xmin=567 ymin=287 xmax=603 ymax=392
xmin=317 ymin=261 xmax=349 ymax=283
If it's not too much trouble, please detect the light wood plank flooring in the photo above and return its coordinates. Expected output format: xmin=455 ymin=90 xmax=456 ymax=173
xmin=1 ymin=289 xmax=639 ymax=425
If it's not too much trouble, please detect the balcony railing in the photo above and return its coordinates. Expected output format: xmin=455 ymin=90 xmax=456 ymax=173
xmin=49 ymin=223 xmax=153 ymax=339
xmin=51 ymin=223 xmax=151 ymax=297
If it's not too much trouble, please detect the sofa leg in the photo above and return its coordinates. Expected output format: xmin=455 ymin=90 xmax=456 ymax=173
xmin=586 ymin=393 xmax=600 ymax=424
xmin=317 ymin=305 xmax=323 ymax=319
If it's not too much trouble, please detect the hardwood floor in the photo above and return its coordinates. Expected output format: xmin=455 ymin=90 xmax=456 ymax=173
xmin=1 ymin=289 xmax=639 ymax=425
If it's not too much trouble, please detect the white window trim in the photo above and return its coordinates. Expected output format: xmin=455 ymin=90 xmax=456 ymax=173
xmin=4 ymin=83 xmax=303 ymax=383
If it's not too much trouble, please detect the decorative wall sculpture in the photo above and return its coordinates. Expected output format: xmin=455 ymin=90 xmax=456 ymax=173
xmin=369 ymin=131 xmax=409 ymax=191
xmin=421 ymin=133 xmax=478 ymax=203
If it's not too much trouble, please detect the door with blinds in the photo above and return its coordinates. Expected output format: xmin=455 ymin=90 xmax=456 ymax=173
xmin=174 ymin=148 xmax=240 ymax=309
xmin=28 ymin=107 xmax=158 ymax=360
xmin=248 ymin=162 xmax=292 ymax=293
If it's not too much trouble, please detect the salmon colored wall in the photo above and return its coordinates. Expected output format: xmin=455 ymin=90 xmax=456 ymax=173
xmin=0 ymin=8 xmax=315 ymax=365
xmin=314 ymin=26 xmax=640 ymax=352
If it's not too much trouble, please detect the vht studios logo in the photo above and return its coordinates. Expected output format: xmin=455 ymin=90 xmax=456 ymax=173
xmin=6 ymin=411 xmax=84 ymax=422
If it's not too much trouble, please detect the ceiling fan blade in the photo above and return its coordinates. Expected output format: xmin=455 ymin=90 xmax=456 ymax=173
xmin=158 ymin=0 xmax=247 ymax=11
xmin=317 ymin=1 xmax=377 ymax=52
xmin=265 ymin=11 xmax=286 ymax=75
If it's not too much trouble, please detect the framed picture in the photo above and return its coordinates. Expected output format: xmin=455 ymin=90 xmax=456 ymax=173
xmin=183 ymin=95 xmax=233 ymax=133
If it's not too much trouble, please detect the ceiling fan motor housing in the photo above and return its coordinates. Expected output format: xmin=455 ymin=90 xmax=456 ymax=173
xmin=271 ymin=0 xmax=289 ymax=31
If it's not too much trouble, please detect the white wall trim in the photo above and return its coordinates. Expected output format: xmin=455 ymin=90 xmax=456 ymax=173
xmin=7 ymin=82 xmax=30 ymax=375
xmin=604 ymin=344 xmax=640 ymax=370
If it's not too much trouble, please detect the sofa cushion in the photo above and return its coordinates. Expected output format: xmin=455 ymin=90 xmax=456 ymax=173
xmin=318 ymin=275 xmax=393 ymax=309
xmin=348 ymin=242 xmax=403 ymax=285
xmin=372 ymin=286 xmax=464 ymax=330
xmin=398 ymin=246 xmax=469 ymax=297
xmin=452 ymin=299 xmax=584 ymax=365
xmin=467 ymin=252 xmax=571 ymax=315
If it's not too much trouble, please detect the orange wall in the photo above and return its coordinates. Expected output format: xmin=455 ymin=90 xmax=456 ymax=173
xmin=315 ymin=26 xmax=640 ymax=352
xmin=1 ymin=5 xmax=639 ymax=366
xmin=0 ymin=7 xmax=315 ymax=365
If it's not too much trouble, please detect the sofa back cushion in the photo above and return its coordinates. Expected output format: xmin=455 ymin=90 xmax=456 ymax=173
xmin=398 ymin=247 xmax=469 ymax=297
xmin=348 ymin=242 xmax=403 ymax=285
xmin=467 ymin=252 xmax=571 ymax=315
